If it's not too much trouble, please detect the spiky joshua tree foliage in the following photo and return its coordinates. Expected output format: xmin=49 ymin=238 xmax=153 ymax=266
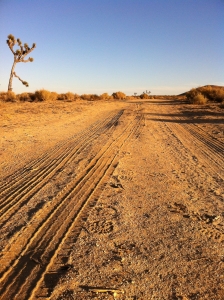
xmin=6 ymin=34 xmax=36 ymax=91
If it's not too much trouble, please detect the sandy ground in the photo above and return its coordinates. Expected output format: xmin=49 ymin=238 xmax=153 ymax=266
xmin=0 ymin=98 xmax=223 ymax=300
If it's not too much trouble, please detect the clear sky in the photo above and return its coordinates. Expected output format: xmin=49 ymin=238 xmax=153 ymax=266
xmin=0 ymin=0 xmax=223 ymax=95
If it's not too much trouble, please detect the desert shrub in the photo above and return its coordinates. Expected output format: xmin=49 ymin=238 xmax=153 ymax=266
xmin=112 ymin=91 xmax=126 ymax=99
xmin=191 ymin=93 xmax=208 ymax=105
xmin=186 ymin=88 xmax=199 ymax=103
xmin=90 ymin=94 xmax=100 ymax=101
xmin=80 ymin=94 xmax=91 ymax=101
xmin=17 ymin=92 xmax=32 ymax=102
xmin=34 ymin=89 xmax=53 ymax=101
xmin=81 ymin=94 xmax=100 ymax=101
xmin=100 ymin=93 xmax=110 ymax=100
xmin=50 ymin=92 xmax=58 ymax=101
xmin=199 ymin=86 xmax=212 ymax=100
xmin=58 ymin=92 xmax=80 ymax=101
xmin=80 ymin=94 xmax=100 ymax=101
xmin=140 ymin=93 xmax=150 ymax=99
xmin=212 ymin=89 xmax=224 ymax=103
xmin=74 ymin=93 xmax=80 ymax=100
xmin=65 ymin=92 xmax=74 ymax=100
xmin=57 ymin=93 xmax=66 ymax=100
xmin=188 ymin=86 xmax=224 ymax=103
xmin=0 ymin=91 xmax=17 ymax=102
xmin=99 ymin=93 xmax=113 ymax=100
xmin=100 ymin=93 xmax=111 ymax=100
xmin=126 ymin=96 xmax=135 ymax=100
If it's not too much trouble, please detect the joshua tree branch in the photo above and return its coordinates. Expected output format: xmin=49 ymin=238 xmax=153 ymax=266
xmin=13 ymin=72 xmax=29 ymax=87
xmin=8 ymin=43 xmax=16 ymax=55
xmin=20 ymin=58 xmax=32 ymax=63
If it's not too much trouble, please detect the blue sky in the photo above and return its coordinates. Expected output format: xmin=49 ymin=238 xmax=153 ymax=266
xmin=0 ymin=0 xmax=223 ymax=95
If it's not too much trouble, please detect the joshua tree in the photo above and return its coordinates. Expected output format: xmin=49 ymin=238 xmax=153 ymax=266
xmin=143 ymin=90 xmax=151 ymax=95
xmin=6 ymin=34 xmax=36 ymax=91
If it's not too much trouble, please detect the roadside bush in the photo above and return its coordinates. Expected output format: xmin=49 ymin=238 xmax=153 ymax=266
xmin=199 ymin=86 xmax=213 ymax=100
xmin=100 ymin=93 xmax=111 ymax=100
xmin=186 ymin=88 xmax=199 ymax=103
xmin=34 ymin=89 xmax=54 ymax=101
xmin=58 ymin=92 xmax=79 ymax=101
xmin=66 ymin=92 xmax=75 ymax=100
xmin=0 ymin=91 xmax=17 ymax=102
xmin=191 ymin=93 xmax=208 ymax=105
xmin=90 ymin=94 xmax=100 ymax=101
xmin=80 ymin=94 xmax=91 ymax=101
xmin=112 ymin=91 xmax=126 ymax=99
xmin=17 ymin=92 xmax=32 ymax=102
xmin=212 ymin=89 xmax=224 ymax=103
xmin=50 ymin=92 xmax=58 ymax=101
xmin=58 ymin=93 xmax=66 ymax=100
xmin=80 ymin=94 xmax=100 ymax=101
xmin=140 ymin=93 xmax=150 ymax=99
xmin=126 ymin=96 xmax=135 ymax=100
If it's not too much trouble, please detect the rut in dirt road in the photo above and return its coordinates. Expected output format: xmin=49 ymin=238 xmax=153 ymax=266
xmin=0 ymin=110 xmax=125 ymax=243
xmin=164 ymin=120 xmax=224 ymax=179
xmin=0 ymin=109 xmax=144 ymax=300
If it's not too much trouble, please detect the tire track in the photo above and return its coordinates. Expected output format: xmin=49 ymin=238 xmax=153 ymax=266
xmin=173 ymin=115 xmax=224 ymax=157
xmin=0 ymin=111 xmax=142 ymax=300
xmin=159 ymin=117 xmax=224 ymax=179
xmin=0 ymin=110 xmax=121 ymax=195
xmin=0 ymin=111 xmax=123 ymax=228
xmin=0 ymin=111 xmax=110 ymax=185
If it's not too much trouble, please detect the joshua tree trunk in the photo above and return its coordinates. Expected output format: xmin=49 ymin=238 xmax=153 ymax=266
xmin=8 ymin=59 xmax=16 ymax=91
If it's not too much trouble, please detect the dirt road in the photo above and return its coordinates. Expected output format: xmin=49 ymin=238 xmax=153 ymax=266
xmin=0 ymin=99 xmax=223 ymax=299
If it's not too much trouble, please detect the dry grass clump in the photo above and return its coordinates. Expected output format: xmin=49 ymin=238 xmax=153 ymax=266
xmin=186 ymin=89 xmax=207 ymax=104
xmin=0 ymin=91 xmax=17 ymax=102
xmin=34 ymin=89 xmax=58 ymax=101
xmin=126 ymin=96 xmax=136 ymax=100
xmin=91 ymin=94 xmax=100 ymax=101
xmin=199 ymin=86 xmax=224 ymax=102
xmin=100 ymin=93 xmax=111 ymax=100
xmin=80 ymin=94 xmax=91 ymax=101
xmin=58 ymin=92 xmax=79 ymax=101
xmin=50 ymin=92 xmax=58 ymax=101
xmin=112 ymin=92 xmax=126 ymax=99
xmin=80 ymin=94 xmax=100 ymax=101
xmin=17 ymin=92 xmax=33 ymax=102
xmin=140 ymin=93 xmax=150 ymax=99
xmin=210 ymin=88 xmax=224 ymax=103
xmin=192 ymin=93 xmax=208 ymax=105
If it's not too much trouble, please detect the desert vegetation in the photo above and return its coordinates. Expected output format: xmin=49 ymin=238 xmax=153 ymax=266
xmin=0 ymin=91 xmax=17 ymax=102
xmin=0 ymin=90 xmax=128 ymax=102
xmin=1 ymin=85 xmax=223 ymax=106
xmin=186 ymin=85 xmax=224 ymax=104
xmin=140 ymin=93 xmax=150 ymax=99
xmin=6 ymin=34 xmax=36 ymax=91
xmin=112 ymin=91 xmax=126 ymax=99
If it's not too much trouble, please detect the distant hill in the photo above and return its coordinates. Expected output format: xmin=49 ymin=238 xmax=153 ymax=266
xmin=180 ymin=85 xmax=224 ymax=103
xmin=179 ymin=85 xmax=224 ymax=96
